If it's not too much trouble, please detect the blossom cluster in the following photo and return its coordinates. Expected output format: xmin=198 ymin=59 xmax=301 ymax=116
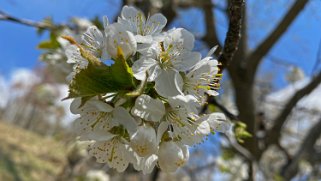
xmin=64 ymin=6 xmax=230 ymax=173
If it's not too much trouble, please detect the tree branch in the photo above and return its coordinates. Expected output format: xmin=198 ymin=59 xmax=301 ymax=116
xmin=247 ymin=0 xmax=309 ymax=75
xmin=201 ymin=0 xmax=244 ymax=116
xmin=0 ymin=10 xmax=61 ymax=30
xmin=267 ymin=70 xmax=321 ymax=146
xmin=218 ymin=0 xmax=245 ymax=70
xmin=224 ymin=135 xmax=255 ymax=162
xmin=281 ymin=117 xmax=321 ymax=180
xmin=211 ymin=98 xmax=239 ymax=121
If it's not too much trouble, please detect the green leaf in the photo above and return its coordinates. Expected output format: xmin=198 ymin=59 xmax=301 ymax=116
xmin=38 ymin=32 xmax=60 ymax=49
xmin=66 ymin=57 xmax=135 ymax=99
xmin=111 ymin=56 xmax=135 ymax=88
xmin=234 ymin=121 xmax=252 ymax=143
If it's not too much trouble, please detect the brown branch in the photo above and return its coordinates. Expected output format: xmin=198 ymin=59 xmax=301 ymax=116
xmin=281 ymin=117 xmax=321 ymax=180
xmin=276 ymin=140 xmax=292 ymax=161
xmin=211 ymin=98 xmax=239 ymax=121
xmin=267 ymin=70 xmax=321 ymax=146
xmin=0 ymin=10 xmax=61 ymax=30
xmin=218 ymin=0 xmax=245 ymax=70
xmin=247 ymin=0 xmax=309 ymax=75
xmin=201 ymin=0 xmax=244 ymax=116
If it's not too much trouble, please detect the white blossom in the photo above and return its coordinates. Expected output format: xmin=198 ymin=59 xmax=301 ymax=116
xmin=88 ymin=137 xmax=133 ymax=172
xmin=130 ymin=124 xmax=157 ymax=157
xmin=183 ymin=46 xmax=219 ymax=101
xmin=56 ymin=5 xmax=230 ymax=174
xmin=118 ymin=5 xmax=167 ymax=42
xmin=106 ymin=23 xmax=137 ymax=59
xmin=204 ymin=112 xmax=231 ymax=133
xmin=81 ymin=26 xmax=110 ymax=60
xmin=132 ymin=28 xmax=201 ymax=97
xmin=71 ymin=98 xmax=137 ymax=140
xmin=158 ymin=141 xmax=189 ymax=172
xmin=131 ymin=94 xmax=165 ymax=122
xmin=132 ymin=154 xmax=158 ymax=174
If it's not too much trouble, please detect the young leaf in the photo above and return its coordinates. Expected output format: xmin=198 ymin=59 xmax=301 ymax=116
xmin=67 ymin=62 xmax=134 ymax=98
xmin=62 ymin=36 xmax=136 ymax=99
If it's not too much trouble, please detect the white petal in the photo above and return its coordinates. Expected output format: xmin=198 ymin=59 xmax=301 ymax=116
xmin=73 ymin=113 xmax=114 ymax=138
xmin=132 ymin=57 xmax=158 ymax=80
xmin=206 ymin=90 xmax=219 ymax=96
xmin=121 ymin=6 xmax=144 ymax=21
xmin=157 ymin=121 xmax=169 ymax=143
xmin=207 ymin=45 xmax=218 ymax=57
xmin=172 ymin=51 xmax=201 ymax=71
xmin=158 ymin=141 xmax=189 ymax=172
xmin=130 ymin=124 xmax=157 ymax=157
xmin=206 ymin=113 xmax=231 ymax=133
xmin=137 ymin=42 xmax=153 ymax=54
xmin=135 ymin=35 xmax=153 ymax=43
xmin=110 ymin=143 xmax=132 ymax=172
xmin=80 ymin=130 xmax=115 ymax=141
xmin=168 ymin=94 xmax=199 ymax=113
xmin=103 ymin=16 xmax=109 ymax=30
xmin=133 ymin=154 xmax=158 ymax=174
xmin=70 ymin=98 xmax=82 ymax=114
xmin=164 ymin=28 xmax=195 ymax=51
xmin=106 ymin=23 xmax=137 ymax=59
xmin=155 ymin=69 xmax=184 ymax=98
xmin=145 ymin=13 xmax=167 ymax=34
xmin=90 ymin=100 xmax=114 ymax=112
xmin=65 ymin=45 xmax=87 ymax=65
xmin=196 ymin=120 xmax=211 ymax=136
xmin=141 ymin=155 xmax=158 ymax=174
xmin=88 ymin=139 xmax=131 ymax=172
xmin=81 ymin=26 xmax=104 ymax=57
xmin=148 ymin=64 xmax=161 ymax=81
xmin=131 ymin=94 xmax=165 ymax=122
xmin=120 ymin=6 xmax=146 ymax=34
xmin=113 ymin=107 xmax=137 ymax=135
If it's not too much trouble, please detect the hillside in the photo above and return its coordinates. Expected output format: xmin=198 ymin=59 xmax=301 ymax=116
xmin=0 ymin=121 xmax=67 ymax=181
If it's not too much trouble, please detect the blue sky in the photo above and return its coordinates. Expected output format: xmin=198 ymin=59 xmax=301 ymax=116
xmin=1 ymin=0 xmax=321 ymax=89
xmin=0 ymin=0 xmax=121 ymax=77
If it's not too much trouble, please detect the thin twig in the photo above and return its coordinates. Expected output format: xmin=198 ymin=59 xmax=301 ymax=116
xmin=0 ymin=10 xmax=66 ymax=30
xmin=211 ymin=98 xmax=239 ymax=121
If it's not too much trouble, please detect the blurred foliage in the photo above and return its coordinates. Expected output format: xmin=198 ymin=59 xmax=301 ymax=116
xmin=234 ymin=121 xmax=252 ymax=143
xmin=0 ymin=121 xmax=67 ymax=181
xmin=38 ymin=31 xmax=61 ymax=49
